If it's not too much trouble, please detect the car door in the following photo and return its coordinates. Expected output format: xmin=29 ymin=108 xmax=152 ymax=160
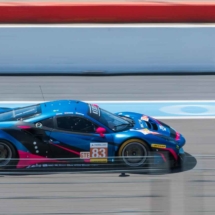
xmin=48 ymin=115 xmax=114 ymax=164
xmin=32 ymin=117 xmax=56 ymax=158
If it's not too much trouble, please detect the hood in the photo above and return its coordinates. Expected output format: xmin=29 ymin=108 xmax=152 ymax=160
xmin=116 ymin=111 xmax=181 ymax=141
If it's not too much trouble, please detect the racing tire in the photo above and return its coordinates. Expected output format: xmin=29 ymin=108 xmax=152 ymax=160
xmin=118 ymin=139 xmax=150 ymax=167
xmin=0 ymin=140 xmax=17 ymax=169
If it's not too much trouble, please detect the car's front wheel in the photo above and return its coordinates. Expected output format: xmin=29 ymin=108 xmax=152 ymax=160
xmin=118 ymin=139 xmax=150 ymax=167
xmin=0 ymin=141 xmax=17 ymax=169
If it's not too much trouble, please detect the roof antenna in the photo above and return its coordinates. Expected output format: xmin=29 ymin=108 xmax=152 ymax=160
xmin=39 ymin=85 xmax=45 ymax=102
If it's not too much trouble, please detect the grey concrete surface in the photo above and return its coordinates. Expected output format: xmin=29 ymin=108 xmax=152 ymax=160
xmin=0 ymin=75 xmax=215 ymax=101
xmin=0 ymin=75 xmax=214 ymax=215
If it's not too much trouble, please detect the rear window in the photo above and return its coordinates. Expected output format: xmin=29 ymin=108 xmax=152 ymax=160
xmin=0 ymin=105 xmax=41 ymax=121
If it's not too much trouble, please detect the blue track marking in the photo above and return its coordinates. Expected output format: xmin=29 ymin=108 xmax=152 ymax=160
xmin=97 ymin=102 xmax=215 ymax=117
xmin=1 ymin=101 xmax=215 ymax=118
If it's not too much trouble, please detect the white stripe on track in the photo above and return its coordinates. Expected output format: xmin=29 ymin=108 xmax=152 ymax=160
xmin=1 ymin=24 xmax=215 ymax=28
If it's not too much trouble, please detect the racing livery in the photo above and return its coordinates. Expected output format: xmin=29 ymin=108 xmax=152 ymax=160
xmin=0 ymin=100 xmax=186 ymax=170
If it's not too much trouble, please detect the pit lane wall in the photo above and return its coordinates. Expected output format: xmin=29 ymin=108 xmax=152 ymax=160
xmin=1 ymin=24 xmax=215 ymax=74
xmin=1 ymin=2 xmax=215 ymax=23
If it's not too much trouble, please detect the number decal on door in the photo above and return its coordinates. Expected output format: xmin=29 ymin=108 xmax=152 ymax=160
xmin=90 ymin=142 xmax=108 ymax=163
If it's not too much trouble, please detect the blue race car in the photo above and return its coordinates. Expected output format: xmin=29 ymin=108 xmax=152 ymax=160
xmin=0 ymin=100 xmax=186 ymax=170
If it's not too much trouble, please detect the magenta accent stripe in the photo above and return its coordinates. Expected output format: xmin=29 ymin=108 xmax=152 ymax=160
xmin=158 ymin=152 xmax=167 ymax=162
xmin=175 ymin=132 xmax=180 ymax=140
xmin=17 ymin=150 xmax=61 ymax=169
xmin=51 ymin=143 xmax=80 ymax=156
xmin=162 ymin=148 xmax=178 ymax=161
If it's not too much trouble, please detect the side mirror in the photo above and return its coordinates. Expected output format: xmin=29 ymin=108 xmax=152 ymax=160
xmin=96 ymin=127 xmax=106 ymax=137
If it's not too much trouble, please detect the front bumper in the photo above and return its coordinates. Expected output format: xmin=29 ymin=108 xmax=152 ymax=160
xmin=153 ymin=147 xmax=186 ymax=167
xmin=178 ymin=147 xmax=187 ymax=166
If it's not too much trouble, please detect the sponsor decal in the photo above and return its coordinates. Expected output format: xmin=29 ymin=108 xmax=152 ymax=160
xmin=138 ymin=128 xmax=159 ymax=135
xmin=76 ymin=112 xmax=84 ymax=116
xmin=90 ymin=142 xmax=108 ymax=163
xmin=90 ymin=143 xmax=107 ymax=148
xmin=80 ymin=152 xmax=90 ymax=159
xmin=26 ymin=163 xmax=99 ymax=168
xmin=140 ymin=128 xmax=150 ymax=134
xmin=141 ymin=115 xmax=149 ymax=121
xmin=64 ymin=112 xmax=73 ymax=114
xmin=90 ymin=158 xmax=107 ymax=162
xmin=151 ymin=144 xmax=166 ymax=149
xmin=79 ymin=143 xmax=109 ymax=163
xmin=88 ymin=104 xmax=100 ymax=119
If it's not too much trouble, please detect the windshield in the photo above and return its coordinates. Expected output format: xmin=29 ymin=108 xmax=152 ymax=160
xmin=0 ymin=104 xmax=41 ymax=122
xmin=88 ymin=104 xmax=132 ymax=131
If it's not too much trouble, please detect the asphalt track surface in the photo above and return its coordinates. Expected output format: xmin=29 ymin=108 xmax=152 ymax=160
xmin=0 ymin=75 xmax=215 ymax=101
xmin=0 ymin=75 xmax=215 ymax=215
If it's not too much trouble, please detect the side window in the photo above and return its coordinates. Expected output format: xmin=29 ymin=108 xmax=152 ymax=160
xmin=57 ymin=116 xmax=97 ymax=133
xmin=35 ymin=117 xmax=55 ymax=129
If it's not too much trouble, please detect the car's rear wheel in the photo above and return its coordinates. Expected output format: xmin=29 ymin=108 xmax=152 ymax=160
xmin=0 ymin=141 xmax=17 ymax=169
xmin=118 ymin=139 xmax=150 ymax=167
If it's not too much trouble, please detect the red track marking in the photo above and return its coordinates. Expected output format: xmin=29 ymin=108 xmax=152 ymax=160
xmin=0 ymin=2 xmax=215 ymax=23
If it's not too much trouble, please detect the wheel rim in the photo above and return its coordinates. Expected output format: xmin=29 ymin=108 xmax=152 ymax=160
xmin=0 ymin=143 xmax=12 ymax=167
xmin=122 ymin=142 xmax=148 ymax=167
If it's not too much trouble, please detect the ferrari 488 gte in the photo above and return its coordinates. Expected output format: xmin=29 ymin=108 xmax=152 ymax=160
xmin=0 ymin=100 xmax=186 ymax=171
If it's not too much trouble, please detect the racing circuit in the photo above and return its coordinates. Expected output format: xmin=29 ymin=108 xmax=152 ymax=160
xmin=0 ymin=75 xmax=214 ymax=215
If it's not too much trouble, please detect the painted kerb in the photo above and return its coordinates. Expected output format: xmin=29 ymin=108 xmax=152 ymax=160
xmin=1 ymin=25 xmax=215 ymax=74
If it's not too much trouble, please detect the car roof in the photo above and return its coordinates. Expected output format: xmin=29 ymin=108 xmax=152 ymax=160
xmin=0 ymin=100 xmax=92 ymax=125
xmin=40 ymin=100 xmax=89 ymax=116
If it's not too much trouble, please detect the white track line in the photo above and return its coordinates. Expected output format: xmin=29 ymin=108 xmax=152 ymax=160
xmin=1 ymin=24 xmax=215 ymax=28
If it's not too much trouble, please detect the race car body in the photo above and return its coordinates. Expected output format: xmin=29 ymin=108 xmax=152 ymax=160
xmin=0 ymin=100 xmax=186 ymax=170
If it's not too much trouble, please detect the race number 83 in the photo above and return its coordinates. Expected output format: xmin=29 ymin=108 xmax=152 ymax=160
xmin=90 ymin=142 xmax=108 ymax=162
xmin=91 ymin=148 xmax=107 ymax=158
